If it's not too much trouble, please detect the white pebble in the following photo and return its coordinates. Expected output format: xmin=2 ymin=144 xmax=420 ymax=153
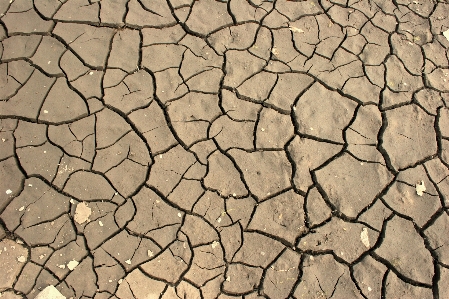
xmin=17 ymin=256 xmax=26 ymax=263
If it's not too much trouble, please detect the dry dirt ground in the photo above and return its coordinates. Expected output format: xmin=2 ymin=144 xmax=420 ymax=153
xmin=0 ymin=0 xmax=449 ymax=298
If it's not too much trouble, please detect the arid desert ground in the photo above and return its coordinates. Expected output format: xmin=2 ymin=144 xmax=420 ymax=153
xmin=1 ymin=0 xmax=449 ymax=298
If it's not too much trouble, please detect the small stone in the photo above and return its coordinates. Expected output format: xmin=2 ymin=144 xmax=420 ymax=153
xmin=444 ymin=29 xmax=449 ymax=42
xmin=416 ymin=181 xmax=426 ymax=196
xmin=212 ymin=241 xmax=220 ymax=249
xmin=6 ymin=189 xmax=12 ymax=195
xmin=17 ymin=256 xmax=26 ymax=263
xmin=125 ymin=259 xmax=132 ymax=265
xmin=361 ymin=228 xmax=370 ymax=248
xmin=35 ymin=285 xmax=65 ymax=299
xmin=148 ymin=250 xmax=153 ymax=257
xmin=99 ymin=221 xmax=103 ymax=227
xmin=74 ymin=202 xmax=91 ymax=224
xmin=67 ymin=260 xmax=79 ymax=270
xmin=58 ymin=264 xmax=66 ymax=269
xmin=43 ymin=110 xmax=48 ymax=114
xmin=18 ymin=206 xmax=24 ymax=211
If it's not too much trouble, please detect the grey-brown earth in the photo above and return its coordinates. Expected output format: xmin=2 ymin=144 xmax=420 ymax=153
xmin=0 ymin=0 xmax=448 ymax=298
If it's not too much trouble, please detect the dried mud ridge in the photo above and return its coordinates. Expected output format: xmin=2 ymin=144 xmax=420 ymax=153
xmin=0 ymin=0 xmax=449 ymax=298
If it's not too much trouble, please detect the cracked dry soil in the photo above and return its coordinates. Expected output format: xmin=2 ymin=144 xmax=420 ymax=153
xmin=0 ymin=0 xmax=449 ymax=298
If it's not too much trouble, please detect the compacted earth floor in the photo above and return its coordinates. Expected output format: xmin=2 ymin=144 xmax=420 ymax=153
xmin=0 ymin=0 xmax=449 ymax=298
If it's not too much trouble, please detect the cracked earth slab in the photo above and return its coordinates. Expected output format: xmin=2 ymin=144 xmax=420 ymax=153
xmin=0 ymin=0 xmax=448 ymax=298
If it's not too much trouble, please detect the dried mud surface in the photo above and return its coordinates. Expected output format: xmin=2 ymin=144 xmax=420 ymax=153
xmin=0 ymin=0 xmax=449 ymax=298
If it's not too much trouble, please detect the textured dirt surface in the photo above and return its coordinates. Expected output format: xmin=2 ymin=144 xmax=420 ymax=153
xmin=0 ymin=0 xmax=448 ymax=298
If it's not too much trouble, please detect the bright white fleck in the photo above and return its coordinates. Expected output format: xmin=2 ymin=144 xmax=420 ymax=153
xmin=177 ymin=213 xmax=182 ymax=217
xmin=416 ymin=180 xmax=426 ymax=196
xmin=16 ymin=239 xmax=24 ymax=244
xmin=18 ymin=206 xmax=24 ymax=212
xmin=148 ymin=250 xmax=154 ymax=257
xmin=6 ymin=189 xmax=12 ymax=195
xmin=58 ymin=264 xmax=66 ymax=269
xmin=361 ymin=228 xmax=370 ymax=248
xmin=48 ymin=61 xmax=51 ymax=64
xmin=43 ymin=110 xmax=48 ymax=114
xmin=17 ymin=256 xmax=26 ymax=263
xmin=212 ymin=241 xmax=219 ymax=249
xmin=232 ymin=193 xmax=236 ymax=197
xmin=70 ymin=199 xmax=74 ymax=204
xmin=368 ymin=286 xmax=372 ymax=292
xmin=443 ymin=29 xmax=449 ymax=42
xmin=99 ymin=221 xmax=104 ymax=227
xmin=125 ymin=259 xmax=132 ymax=265
xmin=261 ymin=252 xmax=265 ymax=256
xmin=226 ymin=276 xmax=231 ymax=282
xmin=118 ymin=279 xmax=123 ymax=284
xmin=28 ymin=184 xmax=33 ymax=187
xmin=217 ymin=218 xmax=222 ymax=223
xmin=261 ymin=128 xmax=265 ymax=132
xmin=89 ymin=72 xmax=93 ymax=75
xmin=289 ymin=26 xmax=304 ymax=33
xmin=67 ymin=260 xmax=79 ymax=270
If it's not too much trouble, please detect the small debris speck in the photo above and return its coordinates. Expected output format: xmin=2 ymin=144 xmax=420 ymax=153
xmin=416 ymin=180 xmax=426 ymax=196
xmin=17 ymin=256 xmax=26 ymax=263
xmin=74 ymin=202 xmax=91 ymax=224
xmin=6 ymin=189 xmax=12 ymax=195
xmin=211 ymin=241 xmax=219 ymax=249
xmin=67 ymin=260 xmax=79 ymax=270
xmin=361 ymin=228 xmax=370 ymax=248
